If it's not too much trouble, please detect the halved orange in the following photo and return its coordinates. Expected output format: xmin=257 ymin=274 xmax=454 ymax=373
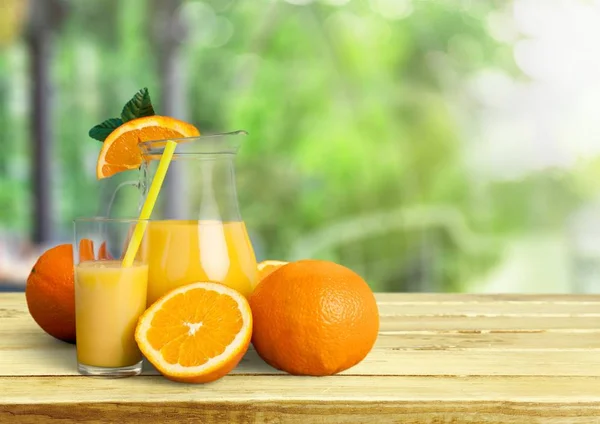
xmin=96 ymin=115 xmax=200 ymax=179
xmin=135 ymin=282 xmax=252 ymax=384
xmin=257 ymin=260 xmax=288 ymax=282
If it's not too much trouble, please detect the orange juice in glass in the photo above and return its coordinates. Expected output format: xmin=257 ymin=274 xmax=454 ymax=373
xmin=73 ymin=218 xmax=149 ymax=377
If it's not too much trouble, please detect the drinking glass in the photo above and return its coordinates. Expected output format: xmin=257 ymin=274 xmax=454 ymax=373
xmin=73 ymin=218 xmax=149 ymax=377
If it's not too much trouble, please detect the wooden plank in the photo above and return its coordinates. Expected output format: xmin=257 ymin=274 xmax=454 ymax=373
xmin=374 ymin=293 xmax=600 ymax=302
xmin=7 ymin=316 xmax=600 ymax=335
xmin=380 ymin=315 xmax=600 ymax=331
xmin=5 ymin=293 xmax=600 ymax=320
xmin=7 ymin=313 xmax=600 ymax=335
xmin=237 ymin=349 xmax=600 ymax=377
xmin=2 ymin=340 xmax=600 ymax=377
xmin=5 ymin=328 xmax=600 ymax=351
xmin=374 ymin=331 xmax=600 ymax=350
xmin=4 ymin=401 xmax=600 ymax=424
xmin=2 ymin=375 xmax=600 ymax=403
xmin=377 ymin=302 xmax=600 ymax=316
xmin=5 ymin=293 xmax=600 ymax=319
xmin=6 ymin=293 xmax=600 ymax=323
xmin=0 ymin=376 xmax=599 ymax=424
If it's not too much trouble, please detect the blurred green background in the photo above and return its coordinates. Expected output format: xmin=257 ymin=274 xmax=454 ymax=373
xmin=2 ymin=0 xmax=600 ymax=293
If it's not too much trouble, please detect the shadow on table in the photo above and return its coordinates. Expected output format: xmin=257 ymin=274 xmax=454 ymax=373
xmin=142 ymin=348 xmax=278 ymax=377
xmin=35 ymin=335 xmax=78 ymax=374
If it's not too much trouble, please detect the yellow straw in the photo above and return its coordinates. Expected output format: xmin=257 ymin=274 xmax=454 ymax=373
xmin=122 ymin=140 xmax=177 ymax=267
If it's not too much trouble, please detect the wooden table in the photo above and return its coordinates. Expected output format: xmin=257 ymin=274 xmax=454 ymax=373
xmin=1 ymin=293 xmax=600 ymax=423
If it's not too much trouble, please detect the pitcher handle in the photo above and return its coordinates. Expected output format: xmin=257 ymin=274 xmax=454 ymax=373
xmin=103 ymin=180 xmax=140 ymax=218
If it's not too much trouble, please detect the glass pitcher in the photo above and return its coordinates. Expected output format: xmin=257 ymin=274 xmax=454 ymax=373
xmin=104 ymin=131 xmax=257 ymax=305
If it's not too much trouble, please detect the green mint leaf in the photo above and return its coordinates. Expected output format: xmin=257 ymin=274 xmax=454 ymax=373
xmin=88 ymin=118 xmax=124 ymax=142
xmin=121 ymin=87 xmax=155 ymax=122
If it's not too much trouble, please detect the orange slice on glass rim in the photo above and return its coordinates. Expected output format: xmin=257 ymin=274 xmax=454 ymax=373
xmin=96 ymin=115 xmax=200 ymax=179
xmin=257 ymin=260 xmax=288 ymax=283
xmin=135 ymin=282 xmax=253 ymax=384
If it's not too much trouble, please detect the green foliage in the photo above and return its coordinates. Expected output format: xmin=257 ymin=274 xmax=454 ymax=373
xmin=88 ymin=88 xmax=156 ymax=141
xmin=120 ymin=87 xmax=155 ymax=122
xmin=0 ymin=0 xmax=592 ymax=292
xmin=89 ymin=118 xmax=123 ymax=142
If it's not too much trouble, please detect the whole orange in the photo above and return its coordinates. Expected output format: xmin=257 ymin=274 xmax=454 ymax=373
xmin=249 ymin=259 xmax=379 ymax=376
xmin=25 ymin=244 xmax=76 ymax=343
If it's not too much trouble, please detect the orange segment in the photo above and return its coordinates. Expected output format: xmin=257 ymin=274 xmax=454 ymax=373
xmin=78 ymin=239 xmax=95 ymax=262
xmin=257 ymin=260 xmax=288 ymax=282
xmin=97 ymin=242 xmax=112 ymax=260
xmin=135 ymin=282 xmax=252 ymax=383
xmin=96 ymin=115 xmax=200 ymax=179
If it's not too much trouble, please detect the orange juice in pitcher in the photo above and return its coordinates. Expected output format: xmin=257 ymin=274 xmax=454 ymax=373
xmin=146 ymin=220 xmax=256 ymax=305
